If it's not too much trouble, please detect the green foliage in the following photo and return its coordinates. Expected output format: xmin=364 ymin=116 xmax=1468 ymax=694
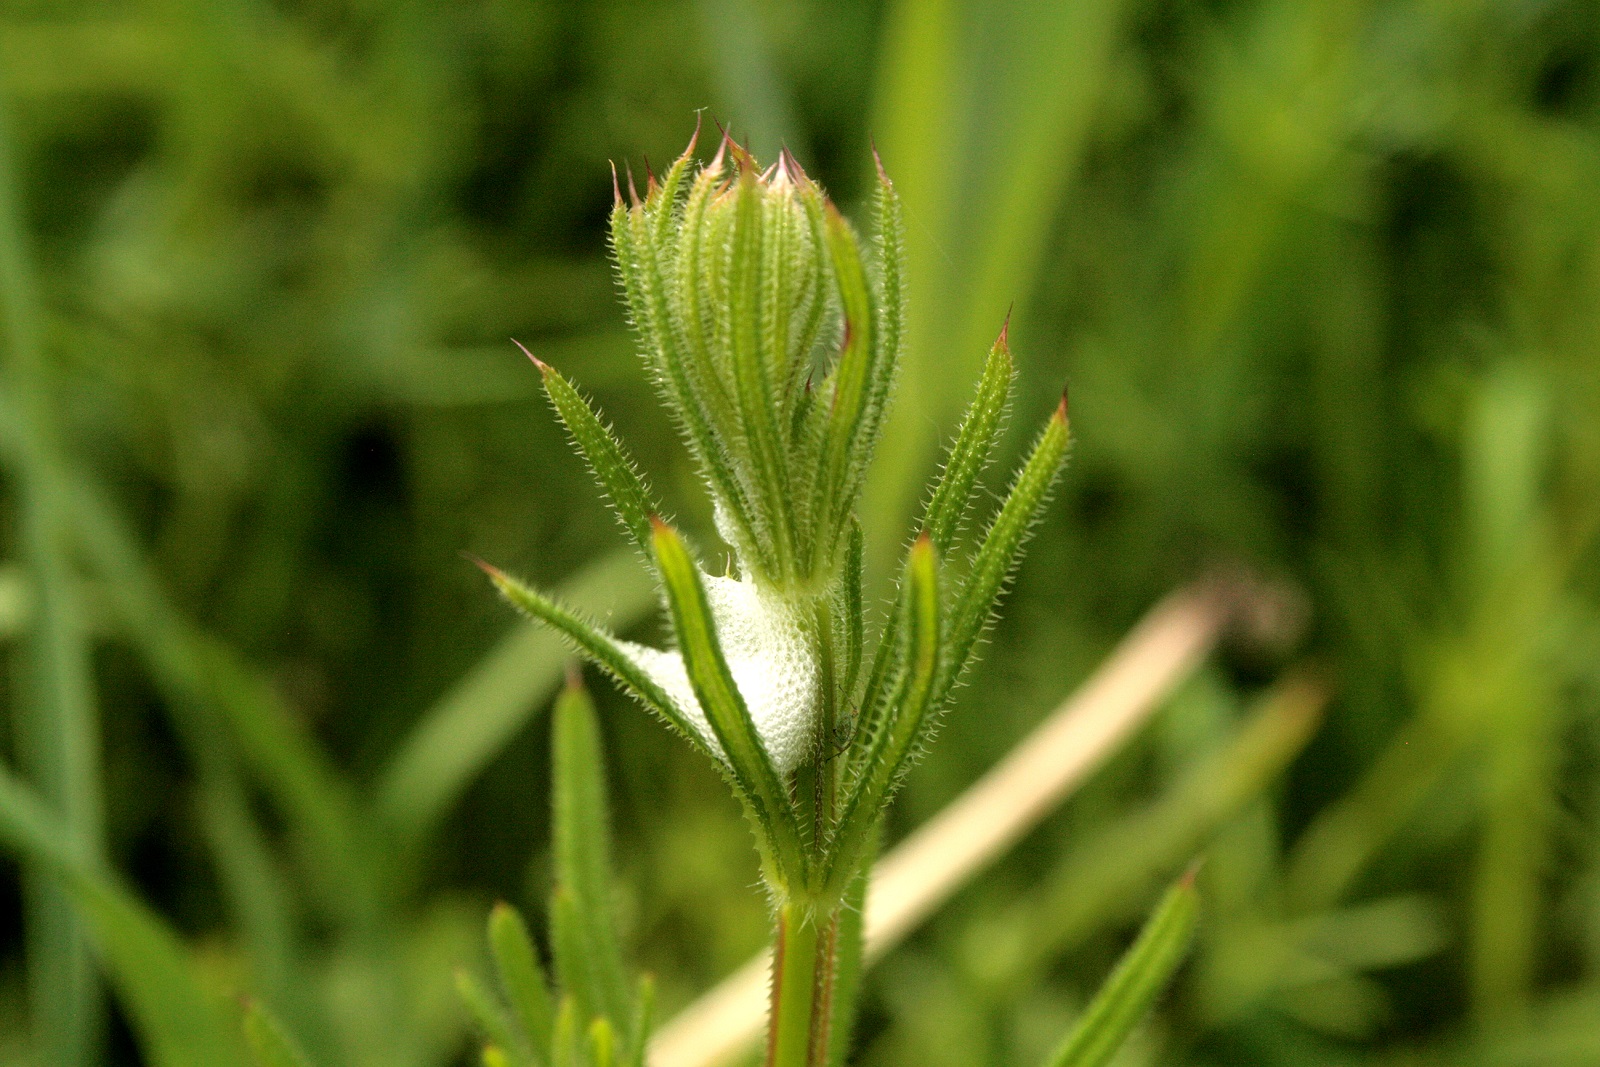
xmin=1043 ymin=872 xmax=1200 ymax=1067
xmin=458 ymin=678 xmax=649 ymax=1067
xmin=0 ymin=766 xmax=247 ymax=1067
xmin=244 ymin=1002 xmax=316 ymax=1067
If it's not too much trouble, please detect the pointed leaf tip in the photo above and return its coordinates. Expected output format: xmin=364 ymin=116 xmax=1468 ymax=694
xmin=681 ymin=112 xmax=703 ymax=161
xmin=1057 ymin=382 xmax=1070 ymax=422
xmin=564 ymin=660 xmax=586 ymax=693
xmin=625 ymin=163 xmax=641 ymax=207
xmin=511 ymin=338 xmax=549 ymax=372
xmin=610 ymin=161 xmax=622 ymax=207
xmin=708 ymin=124 xmax=730 ymax=173
xmin=462 ymin=552 xmax=505 ymax=582
xmin=871 ymin=139 xmax=891 ymax=186
xmin=998 ymin=306 xmax=1013 ymax=348
xmin=1179 ymin=858 xmax=1204 ymax=887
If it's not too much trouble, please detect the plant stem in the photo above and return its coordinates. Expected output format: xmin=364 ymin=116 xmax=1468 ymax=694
xmin=767 ymin=599 xmax=847 ymax=1067
xmin=768 ymin=902 xmax=817 ymax=1067
xmin=767 ymin=901 xmax=842 ymax=1067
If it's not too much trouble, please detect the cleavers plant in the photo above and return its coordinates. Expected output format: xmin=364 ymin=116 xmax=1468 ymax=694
xmin=480 ymin=124 xmax=1074 ymax=1065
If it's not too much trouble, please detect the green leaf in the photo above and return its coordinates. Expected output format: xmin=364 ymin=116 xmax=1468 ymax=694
xmin=727 ymin=159 xmax=798 ymax=577
xmin=625 ymin=975 xmax=655 ymax=1067
xmin=941 ymin=397 xmax=1069 ymax=703
xmin=838 ymin=519 xmax=865 ymax=710
xmin=0 ymin=434 xmax=384 ymax=928
xmin=809 ymin=203 xmax=879 ymax=570
xmin=197 ymin=766 xmax=310 ymax=1045
xmin=851 ymin=326 xmax=1013 ymax=765
xmin=551 ymin=993 xmax=581 ymax=1067
xmin=586 ymin=1017 xmax=617 ymax=1067
xmin=458 ymin=968 xmax=530 ymax=1067
xmin=378 ymin=549 xmax=655 ymax=846
xmin=649 ymin=519 xmax=807 ymax=885
xmin=551 ymin=678 xmax=631 ymax=1028
xmin=242 ymin=1001 xmax=315 ymax=1067
xmin=827 ymin=536 xmax=940 ymax=895
xmin=922 ymin=325 xmax=1015 ymax=553
xmin=489 ymin=902 xmax=556 ymax=1057
xmin=529 ymin=353 xmax=660 ymax=553
xmin=1043 ymin=871 xmax=1200 ymax=1067
xmin=611 ymin=193 xmax=759 ymax=568
xmin=863 ymin=157 xmax=904 ymax=480
xmin=0 ymin=766 xmax=248 ymax=1067
xmin=645 ymin=128 xmax=698 ymax=247
xmin=479 ymin=563 xmax=714 ymax=762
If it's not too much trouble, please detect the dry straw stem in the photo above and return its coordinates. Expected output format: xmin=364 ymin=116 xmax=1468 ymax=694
xmin=651 ymin=577 xmax=1298 ymax=1067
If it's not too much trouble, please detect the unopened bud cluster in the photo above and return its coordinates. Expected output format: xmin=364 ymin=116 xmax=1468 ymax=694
xmin=609 ymin=132 xmax=897 ymax=593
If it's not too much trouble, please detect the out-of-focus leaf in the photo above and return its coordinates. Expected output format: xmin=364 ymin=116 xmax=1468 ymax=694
xmin=457 ymin=968 xmax=530 ymax=1067
xmin=1043 ymin=871 xmax=1199 ymax=1067
xmin=377 ymin=549 xmax=657 ymax=845
xmin=551 ymin=678 xmax=630 ymax=1029
xmin=1 ymin=79 xmax=109 ymax=1063
xmin=0 ymin=766 xmax=247 ymax=1067
xmin=243 ymin=1001 xmax=316 ymax=1067
xmin=489 ymin=902 xmax=556 ymax=1057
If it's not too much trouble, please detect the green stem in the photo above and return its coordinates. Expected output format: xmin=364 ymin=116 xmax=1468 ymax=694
xmin=768 ymin=902 xmax=841 ymax=1067
xmin=767 ymin=598 xmax=848 ymax=1067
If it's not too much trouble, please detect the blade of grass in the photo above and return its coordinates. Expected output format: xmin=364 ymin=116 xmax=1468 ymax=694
xmin=863 ymin=0 xmax=1130 ymax=567
xmin=376 ymin=549 xmax=656 ymax=846
xmin=993 ymin=674 xmax=1326 ymax=992
xmin=197 ymin=755 xmax=327 ymax=1062
xmin=0 ymin=385 xmax=383 ymax=928
xmin=0 ymin=83 xmax=104 ymax=1067
xmin=1042 ymin=870 xmax=1200 ymax=1067
xmin=243 ymin=1001 xmax=316 ymax=1067
xmin=0 ymin=764 xmax=248 ymax=1067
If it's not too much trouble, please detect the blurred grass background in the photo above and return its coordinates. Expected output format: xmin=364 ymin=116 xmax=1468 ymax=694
xmin=0 ymin=0 xmax=1597 ymax=1064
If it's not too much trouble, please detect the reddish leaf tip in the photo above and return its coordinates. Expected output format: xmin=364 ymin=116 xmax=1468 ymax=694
xmin=625 ymin=162 xmax=641 ymax=207
xmin=511 ymin=338 xmax=549 ymax=372
xmin=1056 ymin=381 xmax=1070 ymax=422
xmin=708 ymin=123 xmax=730 ymax=173
xmin=1179 ymin=858 xmax=1205 ymax=887
xmin=998 ymin=305 xmax=1013 ymax=348
xmin=564 ymin=660 xmax=586 ymax=692
xmin=871 ymin=139 xmax=891 ymax=186
xmin=610 ymin=160 xmax=623 ymax=207
xmin=682 ymin=112 xmax=703 ymax=161
xmin=462 ymin=552 xmax=507 ymax=583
